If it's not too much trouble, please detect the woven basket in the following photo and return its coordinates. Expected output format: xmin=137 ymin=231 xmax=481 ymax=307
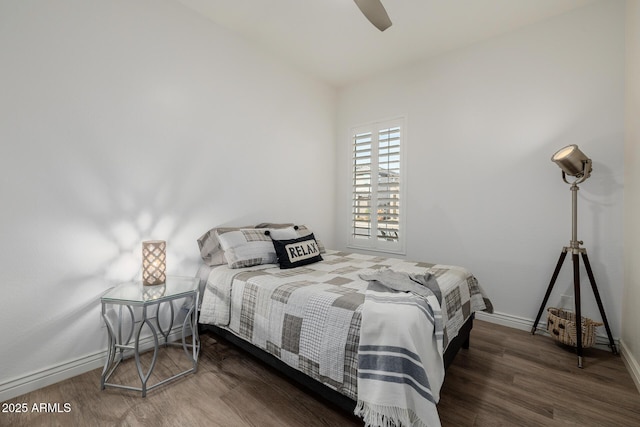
xmin=546 ymin=307 xmax=602 ymax=348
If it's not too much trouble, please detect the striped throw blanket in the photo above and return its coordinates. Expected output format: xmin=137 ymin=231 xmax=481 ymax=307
xmin=355 ymin=269 xmax=445 ymax=427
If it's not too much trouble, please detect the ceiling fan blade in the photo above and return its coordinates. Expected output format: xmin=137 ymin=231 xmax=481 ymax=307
xmin=354 ymin=0 xmax=392 ymax=32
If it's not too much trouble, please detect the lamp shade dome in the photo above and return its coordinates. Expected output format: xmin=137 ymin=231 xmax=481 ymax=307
xmin=551 ymin=144 xmax=591 ymax=178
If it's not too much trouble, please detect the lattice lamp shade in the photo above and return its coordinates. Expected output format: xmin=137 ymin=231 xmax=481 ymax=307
xmin=142 ymin=240 xmax=166 ymax=286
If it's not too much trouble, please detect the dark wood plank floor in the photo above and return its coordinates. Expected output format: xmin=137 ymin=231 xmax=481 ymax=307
xmin=2 ymin=320 xmax=639 ymax=426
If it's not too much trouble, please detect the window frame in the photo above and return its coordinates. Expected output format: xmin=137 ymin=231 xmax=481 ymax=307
xmin=347 ymin=117 xmax=407 ymax=255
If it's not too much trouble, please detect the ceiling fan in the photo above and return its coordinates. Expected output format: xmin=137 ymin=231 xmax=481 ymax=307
xmin=354 ymin=0 xmax=392 ymax=32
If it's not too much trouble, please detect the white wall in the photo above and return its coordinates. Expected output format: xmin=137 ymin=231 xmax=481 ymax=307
xmin=336 ymin=1 xmax=625 ymax=336
xmin=0 ymin=0 xmax=336 ymax=399
xmin=623 ymin=0 xmax=640 ymax=390
xmin=0 ymin=0 xmax=631 ymax=402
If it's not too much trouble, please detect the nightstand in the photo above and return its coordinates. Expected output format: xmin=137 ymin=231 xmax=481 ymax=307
xmin=100 ymin=276 xmax=200 ymax=397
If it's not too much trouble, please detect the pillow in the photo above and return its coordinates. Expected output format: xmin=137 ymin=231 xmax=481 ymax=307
xmin=197 ymin=223 xmax=324 ymax=266
xmin=270 ymin=233 xmax=323 ymax=269
xmin=257 ymin=223 xmax=326 ymax=253
xmin=292 ymin=225 xmax=326 ymax=254
xmin=216 ymin=228 xmax=277 ymax=269
xmin=255 ymin=222 xmax=294 ymax=229
xmin=266 ymin=226 xmax=299 ymax=240
xmin=197 ymin=225 xmax=252 ymax=266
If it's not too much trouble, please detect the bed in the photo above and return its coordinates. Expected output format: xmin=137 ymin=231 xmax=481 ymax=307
xmin=196 ymin=224 xmax=492 ymax=426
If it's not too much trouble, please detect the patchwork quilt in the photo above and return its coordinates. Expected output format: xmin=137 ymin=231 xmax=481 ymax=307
xmin=199 ymin=250 xmax=492 ymax=401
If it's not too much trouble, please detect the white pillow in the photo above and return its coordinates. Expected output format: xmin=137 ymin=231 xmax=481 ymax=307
xmin=267 ymin=226 xmax=299 ymax=240
xmin=293 ymin=225 xmax=326 ymax=253
xmin=215 ymin=228 xmax=276 ymax=269
xmin=197 ymin=225 xmax=252 ymax=266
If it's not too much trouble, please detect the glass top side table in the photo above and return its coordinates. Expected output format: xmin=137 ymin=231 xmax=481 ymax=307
xmin=100 ymin=276 xmax=200 ymax=397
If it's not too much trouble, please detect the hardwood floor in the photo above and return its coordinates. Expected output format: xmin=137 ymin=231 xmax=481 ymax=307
xmin=439 ymin=321 xmax=640 ymax=426
xmin=2 ymin=320 xmax=639 ymax=426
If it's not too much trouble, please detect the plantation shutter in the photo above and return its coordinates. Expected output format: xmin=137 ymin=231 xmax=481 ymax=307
xmin=352 ymin=131 xmax=373 ymax=240
xmin=376 ymin=126 xmax=401 ymax=242
xmin=350 ymin=119 xmax=404 ymax=252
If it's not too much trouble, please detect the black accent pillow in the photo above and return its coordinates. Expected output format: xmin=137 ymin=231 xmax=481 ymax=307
xmin=271 ymin=233 xmax=323 ymax=269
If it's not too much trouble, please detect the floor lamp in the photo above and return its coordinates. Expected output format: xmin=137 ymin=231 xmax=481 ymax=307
xmin=531 ymin=144 xmax=617 ymax=368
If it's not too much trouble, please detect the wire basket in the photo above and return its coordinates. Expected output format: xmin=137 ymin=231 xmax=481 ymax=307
xmin=546 ymin=307 xmax=602 ymax=348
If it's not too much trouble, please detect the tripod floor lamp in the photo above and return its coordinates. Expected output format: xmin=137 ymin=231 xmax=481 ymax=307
xmin=531 ymin=144 xmax=617 ymax=368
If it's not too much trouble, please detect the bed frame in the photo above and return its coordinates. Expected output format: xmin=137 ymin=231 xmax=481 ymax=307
xmin=199 ymin=314 xmax=474 ymax=413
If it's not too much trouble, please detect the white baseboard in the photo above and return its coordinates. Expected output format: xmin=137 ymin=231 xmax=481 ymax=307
xmin=0 ymin=329 xmax=187 ymax=403
xmin=475 ymin=310 xmax=539 ymax=332
xmin=4 ymin=313 xmax=635 ymax=403
xmin=620 ymin=340 xmax=640 ymax=393
xmin=474 ymin=311 xmax=620 ymax=352
xmin=0 ymin=350 xmax=105 ymax=404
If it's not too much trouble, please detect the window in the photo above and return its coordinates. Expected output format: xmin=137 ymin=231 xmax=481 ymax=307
xmin=349 ymin=118 xmax=405 ymax=253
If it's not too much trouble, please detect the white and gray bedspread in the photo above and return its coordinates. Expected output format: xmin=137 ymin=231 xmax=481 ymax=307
xmin=199 ymin=250 xmax=492 ymax=401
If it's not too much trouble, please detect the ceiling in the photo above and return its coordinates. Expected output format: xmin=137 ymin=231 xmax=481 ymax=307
xmin=175 ymin=0 xmax=596 ymax=87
